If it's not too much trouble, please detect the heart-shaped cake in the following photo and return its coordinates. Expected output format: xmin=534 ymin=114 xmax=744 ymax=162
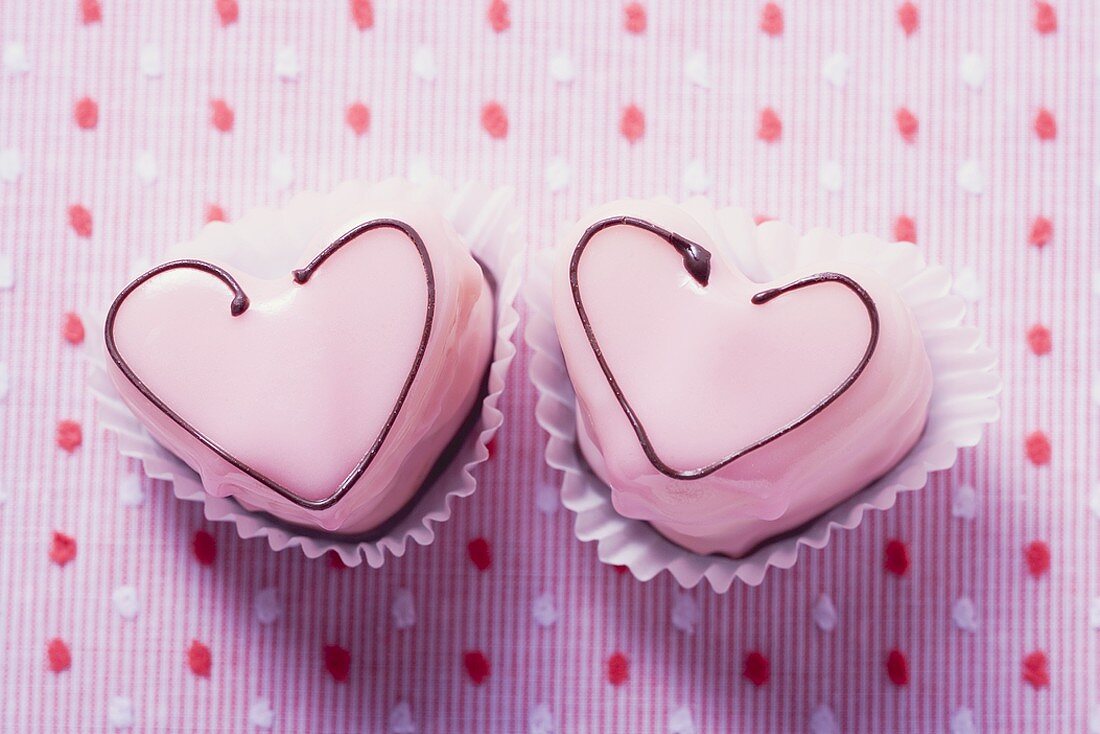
xmin=552 ymin=200 xmax=933 ymax=557
xmin=105 ymin=201 xmax=493 ymax=535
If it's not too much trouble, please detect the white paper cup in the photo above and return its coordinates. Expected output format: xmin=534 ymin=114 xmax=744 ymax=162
xmin=526 ymin=198 xmax=999 ymax=591
xmin=87 ymin=178 xmax=523 ymax=567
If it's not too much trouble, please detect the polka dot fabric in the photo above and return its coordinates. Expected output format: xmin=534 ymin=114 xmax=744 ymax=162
xmin=0 ymin=2 xmax=1094 ymax=732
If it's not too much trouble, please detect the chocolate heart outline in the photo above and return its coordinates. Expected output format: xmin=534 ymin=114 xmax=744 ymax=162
xmin=104 ymin=218 xmax=436 ymax=510
xmin=569 ymin=216 xmax=880 ymax=480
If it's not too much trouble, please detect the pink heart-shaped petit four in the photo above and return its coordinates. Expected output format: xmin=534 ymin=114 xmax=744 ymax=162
xmin=553 ymin=201 xmax=932 ymax=557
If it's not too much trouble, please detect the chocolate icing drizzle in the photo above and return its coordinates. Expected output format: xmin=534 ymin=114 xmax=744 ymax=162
xmin=569 ymin=216 xmax=880 ymax=480
xmin=104 ymin=218 xmax=436 ymax=510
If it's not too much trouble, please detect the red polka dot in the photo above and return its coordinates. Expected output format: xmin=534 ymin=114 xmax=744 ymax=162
xmin=884 ymin=539 xmax=910 ymax=576
xmin=606 ymin=652 xmax=629 ymax=685
xmin=897 ymin=2 xmax=919 ymax=35
xmin=80 ymin=0 xmax=102 ymax=24
xmin=56 ymin=419 xmax=82 ymax=452
xmin=893 ymin=215 xmax=916 ymax=243
xmin=480 ymin=102 xmax=508 ymax=139
xmin=620 ymin=104 xmax=645 ymax=143
xmin=47 ymin=638 xmax=71 ymax=673
xmin=486 ymin=436 xmax=498 ymax=460
xmin=463 ymin=650 xmax=490 ymax=685
xmin=488 ymin=0 xmax=510 ymax=32
xmin=895 ymin=107 xmax=918 ymax=142
xmin=63 ymin=313 xmax=85 ymax=345
xmin=350 ymin=0 xmax=374 ymax=30
xmin=1034 ymin=108 xmax=1056 ymax=140
xmin=1022 ymin=650 xmax=1049 ymax=688
xmin=612 ymin=564 xmax=629 ymax=575
xmin=68 ymin=204 xmax=93 ymax=238
xmin=1025 ymin=431 xmax=1051 ymax=466
xmin=187 ymin=640 xmax=212 ymax=677
xmin=886 ymin=649 xmax=909 ymax=685
xmin=215 ymin=0 xmax=239 ymax=26
xmin=1024 ymin=540 xmax=1051 ymax=577
xmin=324 ymin=644 xmax=351 ymax=682
xmin=326 ymin=550 xmax=348 ymax=570
xmin=209 ymin=99 xmax=234 ymax=132
xmin=346 ymin=102 xmax=370 ymax=136
xmin=1034 ymin=2 xmax=1057 ymax=34
xmin=760 ymin=3 xmax=783 ymax=36
xmin=74 ymin=97 xmax=98 ymax=130
xmin=49 ymin=531 xmax=77 ymax=566
xmin=205 ymin=204 xmax=227 ymax=223
xmin=467 ymin=537 xmax=492 ymax=571
xmin=192 ymin=530 xmax=216 ymax=565
xmin=1026 ymin=324 xmax=1051 ymax=356
xmin=1028 ymin=216 xmax=1052 ymax=247
xmin=757 ymin=107 xmax=782 ymax=143
xmin=742 ymin=651 xmax=770 ymax=686
xmin=624 ymin=3 xmax=646 ymax=34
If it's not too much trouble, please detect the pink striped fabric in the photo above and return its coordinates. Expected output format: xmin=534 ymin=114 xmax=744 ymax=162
xmin=0 ymin=0 xmax=1095 ymax=731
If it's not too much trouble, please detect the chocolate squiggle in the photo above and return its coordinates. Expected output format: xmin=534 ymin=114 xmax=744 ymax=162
xmin=104 ymin=218 xmax=436 ymax=510
xmin=569 ymin=216 xmax=880 ymax=480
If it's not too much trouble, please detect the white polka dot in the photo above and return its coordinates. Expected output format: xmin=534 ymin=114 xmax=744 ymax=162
xmin=388 ymin=702 xmax=415 ymax=734
xmin=668 ymin=705 xmax=696 ymax=734
xmin=950 ymin=707 xmax=977 ymax=734
xmin=683 ymin=51 xmax=710 ymax=88
xmin=274 ymin=46 xmax=300 ymax=81
xmin=112 ymin=586 xmax=139 ymax=619
xmin=809 ymin=704 xmax=839 ymax=734
xmin=818 ymin=160 xmax=843 ymax=192
xmin=134 ymin=151 xmax=158 ymax=184
xmin=391 ymin=588 xmax=415 ymax=630
xmin=1091 ymin=704 xmax=1100 ymax=734
xmin=535 ymin=483 xmax=559 ymax=514
xmin=0 ymin=148 xmax=23 ymax=182
xmin=532 ymin=593 xmax=559 ymax=627
xmin=683 ymin=160 xmax=710 ymax=195
xmin=269 ymin=154 xmax=294 ymax=190
xmin=952 ymin=483 xmax=978 ymax=519
xmin=406 ymin=155 xmax=432 ymax=186
xmin=528 ymin=703 xmax=555 ymax=734
xmin=0 ymin=363 xmax=10 ymax=404
xmin=107 ymin=697 xmax=134 ymax=729
xmin=0 ymin=253 xmax=14 ymax=289
xmin=139 ymin=44 xmax=163 ymax=78
xmin=670 ymin=593 xmax=699 ymax=634
xmin=952 ymin=597 xmax=979 ymax=632
xmin=0 ymin=482 xmax=9 ymax=504
xmin=951 ymin=268 xmax=983 ymax=303
xmin=411 ymin=46 xmax=437 ymax=81
xmin=956 ymin=160 xmax=985 ymax=194
xmin=544 ymin=157 xmax=571 ymax=193
xmin=548 ymin=52 xmax=575 ymax=83
xmin=1092 ymin=273 xmax=1100 ymax=297
xmin=813 ymin=593 xmax=837 ymax=632
xmin=1090 ymin=484 xmax=1100 ymax=517
xmin=821 ymin=52 xmax=850 ymax=87
xmin=1089 ymin=597 xmax=1100 ymax=629
xmin=253 ymin=587 xmax=282 ymax=625
xmin=959 ymin=53 xmax=987 ymax=89
xmin=248 ymin=699 xmax=274 ymax=729
xmin=119 ymin=474 xmax=144 ymax=507
xmin=3 ymin=42 xmax=29 ymax=74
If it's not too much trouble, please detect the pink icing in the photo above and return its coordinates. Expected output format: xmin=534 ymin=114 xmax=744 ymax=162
xmin=553 ymin=200 xmax=933 ymax=557
xmin=106 ymin=199 xmax=493 ymax=535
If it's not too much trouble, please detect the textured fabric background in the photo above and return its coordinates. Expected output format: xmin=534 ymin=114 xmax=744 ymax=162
xmin=0 ymin=1 xmax=1096 ymax=732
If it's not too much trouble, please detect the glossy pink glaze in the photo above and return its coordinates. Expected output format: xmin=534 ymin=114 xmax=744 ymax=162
xmin=553 ymin=200 xmax=932 ymax=557
xmin=106 ymin=199 xmax=493 ymax=535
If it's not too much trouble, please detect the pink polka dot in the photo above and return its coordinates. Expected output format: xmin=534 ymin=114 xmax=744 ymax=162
xmin=49 ymin=531 xmax=77 ymax=566
xmin=757 ymin=108 xmax=782 ymax=142
xmin=1028 ymin=216 xmax=1052 ymax=247
xmin=63 ymin=313 xmax=85 ymax=345
xmin=624 ymin=3 xmax=646 ymax=34
xmin=56 ymin=420 xmax=82 ymax=452
xmin=1022 ymin=651 xmax=1049 ymax=688
xmin=80 ymin=0 xmax=102 ymax=25
xmin=897 ymin=2 xmax=919 ymax=35
xmin=1024 ymin=540 xmax=1050 ymax=577
xmin=488 ymin=0 xmax=510 ymax=32
xmin=1034 ymin=2 xmax=1057 ymax=34
xmin=893 ymin=215 xmax=916 ymax=243
xmin=886 ymin=650 xmax=909 ymax=685
xmin=68 ymin=204 xmax=93 ymax=237
xmin=760 ymin=3 xmax=783 ymax=36
xmin=216 ymin=0 xmax=239 ymax=26
xmin=74 ymin=97 xmax=98 ymax=130
xmin=205 ymin=204 xmax=227 ymax=223
xmin=47 ymin=638 xmax=71 ymax=673
xmin=1034 ymin=108 xmax=1056 ymax=140
xmin=187 ymin=640 xmax=212 ymax=677
xmin=1026 ymin=324 xmax=1051 ymax=355
xmin=210 ymin=99 xmax=234 ymax=132
xmin=350 ymin=0 xmax=374 ymax=30
xmin=620 ymin=104 xmax=645 ymax=143
xmin=606 ymin=652 xmax=628 ymax=685
xmin=346 ymin=102 xmax=370 ymax=136
xmin=1025 ymin=431 xmax=1051 ymax=466
xmin=480 ymin=102 xmax=508 ymax=139
xmin=895 ymin=107 xmax=918 ymax=142
xmin=464 ymin=650 xmax=491 ymax=685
